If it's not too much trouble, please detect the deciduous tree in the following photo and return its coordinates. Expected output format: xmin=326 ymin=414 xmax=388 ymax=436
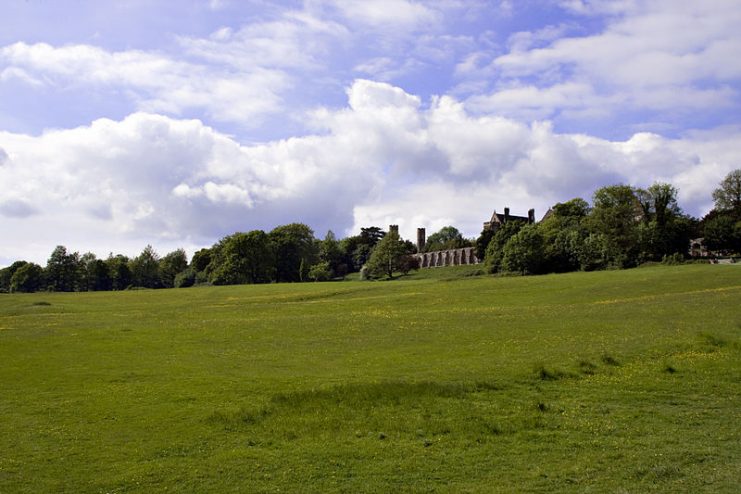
xmin=712 ymin=169 xmax=741 ymax=216
xmin=269 ymin=223 xmax=318 ymax=282
xmin=366 ymin=230 xmax=405 ymax=279
xmin=10 ymin=263 xmax=44 ymax=293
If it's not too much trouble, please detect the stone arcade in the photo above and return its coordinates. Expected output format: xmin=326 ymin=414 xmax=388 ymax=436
xmin=411 ymin=207 xmax=536 ymax=269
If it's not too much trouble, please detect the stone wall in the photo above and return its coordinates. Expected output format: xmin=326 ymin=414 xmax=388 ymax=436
xmin=414 ymin=247 xmax=479 ymax=268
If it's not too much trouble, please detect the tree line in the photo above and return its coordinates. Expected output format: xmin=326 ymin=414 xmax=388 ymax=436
xmin=0 ymin=223 xmax=418 ymax=293
xmin=478 ymin=171 xmax=740 ymax=275
xmin=1 ymin=170 xmax=739 ymax=292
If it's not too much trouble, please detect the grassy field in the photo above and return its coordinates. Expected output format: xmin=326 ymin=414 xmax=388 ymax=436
xmin=0 ymin=264 xmax=739 ymax=493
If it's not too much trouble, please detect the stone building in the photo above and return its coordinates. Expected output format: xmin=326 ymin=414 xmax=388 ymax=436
xmin=412 ymin=206 xmax=536 ymax=269
xmin=483 ymin=207 xmax=535 ymax=232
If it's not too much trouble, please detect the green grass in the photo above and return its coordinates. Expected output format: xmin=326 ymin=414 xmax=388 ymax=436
xmin=0 ymin=264 xmax=739 ymax=492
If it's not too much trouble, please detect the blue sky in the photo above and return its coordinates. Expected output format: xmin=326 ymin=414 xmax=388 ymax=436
xmin=1 ymin=0 xmax=740 ymax=265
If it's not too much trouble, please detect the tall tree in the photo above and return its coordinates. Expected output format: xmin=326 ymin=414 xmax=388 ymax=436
xmin=190 ymin=248 xmax=212 ymax=273
xmin=539 ymin=198 xmax=590 ymax=273
xmin=269 ymin=223 xmax=318 ymax=282
xmin=712 ymin=169 xmax=741 ymax=216
xmin=634 ymin=183 xmax=691 ymax=261
xmin=703 ymin=214 xmax=741 ymax=254
xmin=160 ymin=249 xmax=188 ymax=288
xmin=424 ymin=226 xmax=469 ymax=252
xmin=501 ymin=224 xmax=545 ymax=275
xmin=0 ymin=261 xmax=28 ymax=293
xmin=365 ymin=230 xmax=405 ymax=279
xmin=319 ymin=230 xmax=345 ymax=279
xmin=45 ymin=246 xmax=81 ymax=292
xmin=588 ymin=185 xmax=641 ymax=267
xmin=10 ymin=263 xmax=44 ymax=293
xmin=129 ymin=245 xmax=161 ymax=288
xmin=483 ymin=220 xmax=525 ymax=273
xmin=209 ymin=231 xmax=275 ymax=285
xmin=106 ymin=254 xmax=132 ymax=290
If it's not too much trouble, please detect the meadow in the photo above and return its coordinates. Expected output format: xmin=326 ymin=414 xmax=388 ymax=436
xmin=0 ymin=264 xmax=739 ymax=493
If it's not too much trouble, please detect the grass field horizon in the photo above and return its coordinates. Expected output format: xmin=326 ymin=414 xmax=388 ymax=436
xmin=1 ymin=264 xmax=739 ymax=492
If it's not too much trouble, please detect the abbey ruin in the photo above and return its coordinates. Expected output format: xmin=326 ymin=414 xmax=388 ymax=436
xmin=412 ymin=207 xmax=536 ymax=268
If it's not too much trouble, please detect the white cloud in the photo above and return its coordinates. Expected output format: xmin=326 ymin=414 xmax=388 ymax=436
xmin=467 ymin=82 xmax=600 ymax=120
xmin=0 ymin=41 xmax=289 ymax=124
xmin=0 ymin=80 xmax=737 ymax=265
xmin=318 ymin=0 xmax=440 ymax=29
xmin=464 ymin=1 xmax=741 ymax=123
xmin=179 ymin=11 xmax=349 ymax=71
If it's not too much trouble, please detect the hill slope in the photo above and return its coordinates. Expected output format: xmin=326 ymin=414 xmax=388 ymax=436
xmin=0 ymin=265 xmax=739 ymax=492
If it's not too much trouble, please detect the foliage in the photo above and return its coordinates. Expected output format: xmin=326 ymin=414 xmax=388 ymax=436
xmin=45 ymin=245 xmax=81 ymax=292
xmin=308 ymin=261 xmax=332 ymax=282
xmin=129 ymin=245 xmax=162 ymax=289
xmin=588 ymin=185 xmax=641 ymax=268
xmin=87 ymin=258 xmax=113 ymax=291
xmin=269 ymin=223 xmax=318 ymax=282
xmin=174 ymin=267 xmax=197 ymax=288
xmin=0 ymin=261 xmax=28 ymax=293
xmin=538 ymin=198 xmax=590 ymax=273
xmin=209 ymin=231 xmax=276 ymax=285
xmin=474 ymin=228 xmax=494 ymax=261
xmin=702 ymin=214 xmax=741 ymax=254
xmin=159 ymin=249 xmax=188 ymax=288
xmin=9 ymin=262 xmax=44 ymax=293
xmin=106 ymin=254 xmax=132 ymax=290
xmin=577 ymin=233 xmax=610 ymax=271
xmin=398 ymin=254 xmax=420 ymax=275
xmin=190 ymin=248 xmax=212 ymax=273
xmin=341 ymin=226 xmax=386 ymax=272
xmin=319 ymin=230 xmax=347 ymax=279
xmin=423 ymin=226 xmax=469 ymax=252
xmin=365 ymin=230 xmax=406 ymax=279
xmin=359 ymin=226 xmax=385 ymax=246
xmin=500 ymin=224 xmax=545 ymax=274
xmin=483 ymin=220 xmax=525 ymax=273
xmin=0 ymin=175 xmax=727 ymax=291
xmin=712 ymin=169 xmax=741 ymax=215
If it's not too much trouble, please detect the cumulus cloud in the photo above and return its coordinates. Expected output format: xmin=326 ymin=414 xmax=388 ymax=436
xmin=0 ymin=42 xmax=289 ymax=124
xmin=1 ymin=80 xmax=737 ymax=265
xmin=463 ymin=1 xmax=741 ymax=127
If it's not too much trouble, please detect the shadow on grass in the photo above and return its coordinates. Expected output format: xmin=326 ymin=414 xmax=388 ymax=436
xmin=207 ymin=379 xmax=506 ymax=431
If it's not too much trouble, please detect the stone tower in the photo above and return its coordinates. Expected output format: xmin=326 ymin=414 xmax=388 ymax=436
xmin=417 ymin=228 xmax=426 ymax=253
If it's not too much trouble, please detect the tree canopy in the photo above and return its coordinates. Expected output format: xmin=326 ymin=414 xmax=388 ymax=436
xmin=712 ymin=169 xmax=741 ymax=216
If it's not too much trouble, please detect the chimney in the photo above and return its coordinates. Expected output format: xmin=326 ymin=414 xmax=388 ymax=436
xmin=504 ymin=207 xmax=510 ymax=222
xmin=417 ymin=228 xmax=426 ymax=253
xmin=528 ymin=209 xmax=535 ymax=224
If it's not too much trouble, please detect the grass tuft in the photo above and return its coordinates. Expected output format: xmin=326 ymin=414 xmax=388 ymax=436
xmin=535 ymin=364 xmax=573 ymax=381
xmin=635 ymin=464 xmax=682 ymax=482
xmin=207 ymin=406 xmax=269 ymax=429
xmin=577 ymin=359 xmax=598 ymax=375
xmin=698 ymin=332 xmax=728 ymax=349
xmin=600 ymin=354 xmax=621 ymax=366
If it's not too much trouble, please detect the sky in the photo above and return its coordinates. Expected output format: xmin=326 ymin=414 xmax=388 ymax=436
xmin=1 ymin=0 xmax=740 ymax=266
